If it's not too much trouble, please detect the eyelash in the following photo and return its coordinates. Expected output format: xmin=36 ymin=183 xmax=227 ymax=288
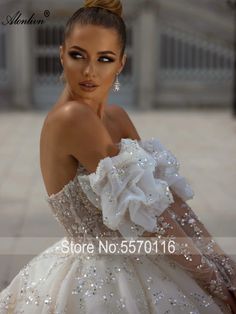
xmin=68 ymin=51 xmax=115 ymax=63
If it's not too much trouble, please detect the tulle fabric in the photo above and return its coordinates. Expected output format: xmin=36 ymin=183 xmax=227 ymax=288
xmin=78 ymin=138 xmax=194 ymax=239
xmin=0 ymin=137 xmax=233 ymax=314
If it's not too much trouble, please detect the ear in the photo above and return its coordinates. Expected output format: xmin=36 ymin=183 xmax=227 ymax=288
xmin=59 ymin=45 xmax=64 ymax=67
xmin=118 ymin=53 xmax=127 ymax=74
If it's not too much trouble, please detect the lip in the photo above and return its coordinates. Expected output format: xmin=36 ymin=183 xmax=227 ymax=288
xmin=79 ymin=80 xmax=99 ymax=92
xmin=79 ymin=80 xmax=98 ymax=87
xmin=79 ymin=84 xmax=98 ymax=92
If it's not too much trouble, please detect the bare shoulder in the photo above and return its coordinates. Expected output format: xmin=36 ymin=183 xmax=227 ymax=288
xmin=53 ymin=101 xmax=119 ymax=173
xmin=52 ymin=101 xmax=93 ymax=126
xmin=41 ymin=101 xmax=89 ymax=146
xmin=109 ymin=104 xmax=141 ymax=140
xmin=51 ymin=100 xmax=111 ymax=143
xmin=44 ymin=100 xmax=101 ymax=141
xmin=40 ymin=101 xmax=87 ymax=163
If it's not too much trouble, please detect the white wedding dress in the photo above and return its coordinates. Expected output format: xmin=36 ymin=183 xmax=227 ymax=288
xmin=0 ymin=138 xmax=236 ymax=313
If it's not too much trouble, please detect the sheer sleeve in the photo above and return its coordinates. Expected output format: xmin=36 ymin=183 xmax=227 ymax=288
xmin=77 ymin=138 xmax=235 ymax=307
xmin=166 ymin=189 xmax=236 ymax=295
xmin=149 ymin=206 xmax=235 ymax=306
xmin=138 ymin=137 xmax=236 ymax=304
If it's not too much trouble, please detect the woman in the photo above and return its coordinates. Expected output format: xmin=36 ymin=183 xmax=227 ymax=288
xmin=0 ymin=0 xmax=236 ymax=313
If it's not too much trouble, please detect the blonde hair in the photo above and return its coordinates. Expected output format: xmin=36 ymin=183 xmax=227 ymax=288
xmin=84 ymin=0 xmax=123 ymax=18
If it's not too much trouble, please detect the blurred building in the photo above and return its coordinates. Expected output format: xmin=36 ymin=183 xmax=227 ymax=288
xmin=0 ymin=0 xmax=234 ymax=110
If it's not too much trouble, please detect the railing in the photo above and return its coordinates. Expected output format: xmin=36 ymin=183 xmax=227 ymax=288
xmin=34 ymin=22 xmax=64 ymax=85
xmin=159 ymin=25 xmax=234 ymax=81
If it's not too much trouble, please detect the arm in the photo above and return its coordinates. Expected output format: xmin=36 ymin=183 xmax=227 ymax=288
xmin=70 ymin=106 xmax=235 ymax=311
xmin=113 ymin=112 xmax=236 ymax=308
xmin=144 ymin=204 xmax=236 ymax=306
xmin=135 ymin=136 xmax=236 ymax=291
xmin=168 ymin=189 xmax=236 ymax=296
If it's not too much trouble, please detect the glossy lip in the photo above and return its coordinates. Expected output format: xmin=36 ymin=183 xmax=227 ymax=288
xmin=79 ymin=84 xmax=98 ymax=92
xmin=79 ymin=80 xmax=98 ymax=87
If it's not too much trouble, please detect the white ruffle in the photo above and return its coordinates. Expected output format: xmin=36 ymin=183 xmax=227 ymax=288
xmin=138 ymin=138 xmax=194 ymax=201
xmin=77 ymin=138 xmax=194 ymax=239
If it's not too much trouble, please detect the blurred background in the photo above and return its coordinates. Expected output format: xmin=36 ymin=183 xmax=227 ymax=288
xmin=0 ymin=0 xmax=235 ymax=110
xmin=0 ymin=0 xmax=235 ymax=290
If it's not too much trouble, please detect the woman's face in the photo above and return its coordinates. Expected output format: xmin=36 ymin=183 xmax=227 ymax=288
xmin=60 ymin=24 xmax=126 ymax=103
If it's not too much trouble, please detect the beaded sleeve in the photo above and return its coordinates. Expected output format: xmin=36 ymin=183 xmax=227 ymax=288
xmin=77 ymin=138 xmax=235 ymax=306
xmin=138 ymin=137 xmax=236 ymax=305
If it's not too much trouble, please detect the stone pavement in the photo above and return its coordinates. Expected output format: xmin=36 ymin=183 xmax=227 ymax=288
xmin=0 ymin=109 xmax=235 ymax=290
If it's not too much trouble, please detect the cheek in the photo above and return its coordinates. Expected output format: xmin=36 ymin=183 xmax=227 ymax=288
xmin=100 ymin=68 xmax=116 ymax=85
xmin=63 ymin=61 xmax=81 ymax=86
xmin=65 ymin=59 xmax=80 ymax=74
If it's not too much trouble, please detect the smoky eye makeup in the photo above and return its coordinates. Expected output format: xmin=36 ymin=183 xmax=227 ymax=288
xmin=68 ymin=51 xmax=82 ymax=59
xmin=68 ymin=51 xmax=115 ymax=62
xmin=99 ymin=56 xmax=115 ymax=62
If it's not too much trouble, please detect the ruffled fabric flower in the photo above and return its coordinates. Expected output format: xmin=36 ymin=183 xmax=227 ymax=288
xmin=78 ymin=138 xmax=194 ymax=239
xmin=138 ymin=137 xmax=194 ymax=201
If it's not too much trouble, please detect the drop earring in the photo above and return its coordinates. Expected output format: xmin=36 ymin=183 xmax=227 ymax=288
xmin=113 ymin=73 xmax=121 ymax=92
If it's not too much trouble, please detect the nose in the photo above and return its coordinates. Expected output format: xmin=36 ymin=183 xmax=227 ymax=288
xmin=83 ymin=60 xmax=95 ymax=77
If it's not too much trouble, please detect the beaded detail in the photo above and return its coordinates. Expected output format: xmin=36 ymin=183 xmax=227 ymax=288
xmin=167 ymin=203 xmax=236 ymax=294
xmin=46 ymin=162 xmax=121 ymax=243
xmin=0 ymin=138 xmax=233 ymax=314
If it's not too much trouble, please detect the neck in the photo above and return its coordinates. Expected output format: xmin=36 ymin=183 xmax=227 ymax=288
xmin=60 ymin=83 xmax=108 ymax=120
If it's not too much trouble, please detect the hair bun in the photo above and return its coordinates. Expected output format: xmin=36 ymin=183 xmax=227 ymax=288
xmin=84 ymin=0 xmax=123 ymax=17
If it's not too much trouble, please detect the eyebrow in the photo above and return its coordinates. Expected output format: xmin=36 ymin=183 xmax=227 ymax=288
xmin=69 ymin=45 xmax=117 ymax=56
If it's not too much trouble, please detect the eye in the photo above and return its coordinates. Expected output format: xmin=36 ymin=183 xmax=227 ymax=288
xmin=68 ymin=51 xmax=83 ymax=59
xmin=99 ymin=56 xmax=115 ymax=63
xmin=68 ymin=51 xmax=114 ymax=63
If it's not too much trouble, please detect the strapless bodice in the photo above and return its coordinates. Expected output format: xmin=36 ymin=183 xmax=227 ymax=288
xmin=45 ymin=162 xmax=121 ymax=242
